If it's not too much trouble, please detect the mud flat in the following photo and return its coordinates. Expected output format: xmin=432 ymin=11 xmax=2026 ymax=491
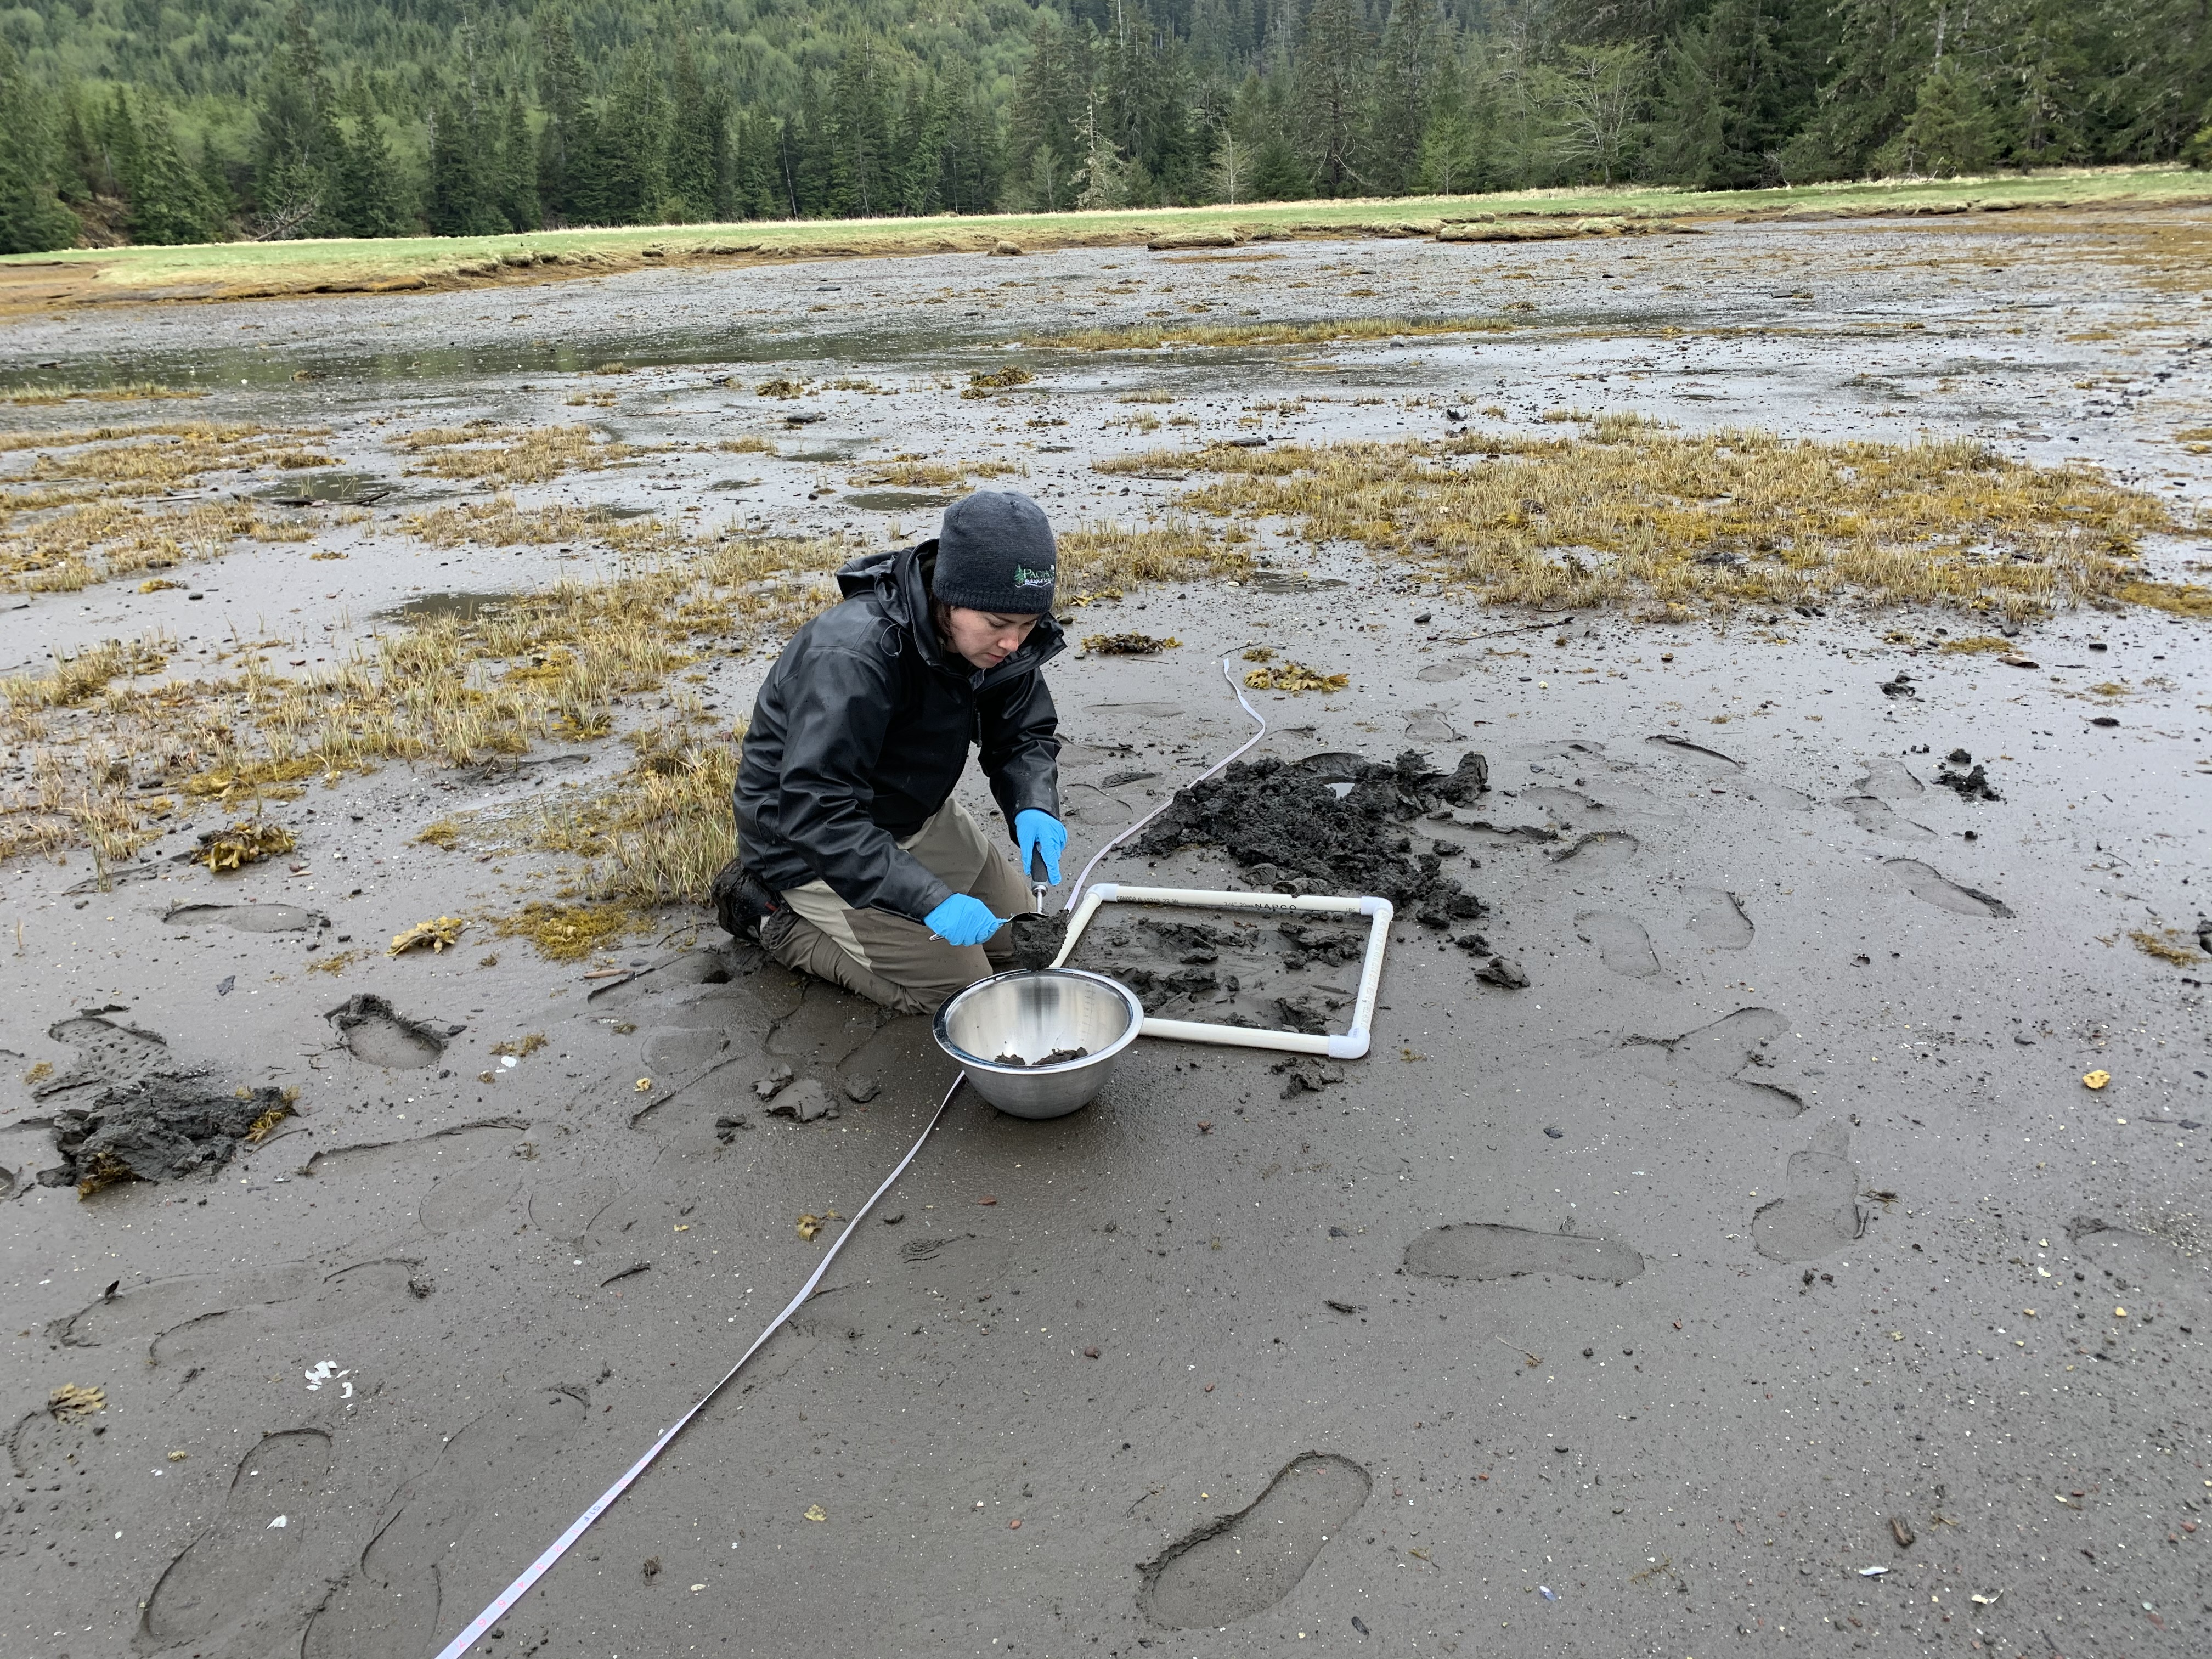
xmin=2 ymin=212 xmax=2209 ymax=1657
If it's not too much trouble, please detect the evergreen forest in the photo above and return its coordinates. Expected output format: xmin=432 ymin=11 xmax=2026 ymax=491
xmin=3 ymin=0 xmax=2211 ymax=254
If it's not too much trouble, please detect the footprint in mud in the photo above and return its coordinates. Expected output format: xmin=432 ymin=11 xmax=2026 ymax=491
xmin=1734 ymin=778 xmax=1818 ymax=813
xmin=1853 ymin=757 xmax=1925 ymax=798
xmin=835 ymin=1016 xmax=956 ymax=1104
xmin=34 ymin=1013 xmax=168 ymax=1099
xmin=584 ymin=947 xmax=743 ymax=1009
xmin=1549 ymin=830 xmax=1639 ymax=873
xmin=302 ymin=1389 xmax=588 ymax=1659
xmin=151 ymin=1258 xmax=428 ymax=1370
xmin=1645 ymin=733 xmax=1740 ymax=771
xmin=1835 ymin=795 xmax=1936 ymax=842
xmin=527 ymin=1175 xmax=620 ymax=1244
xmin=325 ymin=994 xmax=452 ymax=1069
xmin=766 ymin=981 xmax=892 ymax=1065
xmin=1404 ymin=1222 xmax=1645 ymax=1284
xmin=2069 ymin=1219 xmax=2212 ymax=1327
xmin=0 ymin=1123 xmax=52 ymax=1198
xmin=1884 ymin=859 xmax=2013 ymax=919
xmin=417 ymin=1158 xmax=524 ymax=1235
xmin=637 ymin=1024 xmax=737 ymax=1074
xmin=1683 ymin=887 xmax=1753 ymax=949
xmin=1140 ymin=1453 xmax=1372 ymax=1628
xmin=4 ymin=1390 xmax=114 ymax=1553
xmin=1752 ymin=1121 xmax=1866 ymax=1262
xmin=1414 ymin=658 xmax=1472 ymax=681
xmin=1521 ymin=785 xmax=1602 ymax=821
xmin=1404 ymin=707 xmax=1459 ymax=741
xmin=1621 ymin=1007 xmax=1803 ymax=1118
xmin=1575 ymin=911 xmax=1662 ymax=978
xmin=54 ymin=1260 xmax=320 ymax=1351
xmin=162 ymin=901 xmax=326 ymax=934
xmin=137 ymin=1429 xmax=331 ymax=1650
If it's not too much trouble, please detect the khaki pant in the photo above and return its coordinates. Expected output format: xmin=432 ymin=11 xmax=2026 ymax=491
xmin=762 ymin=799 xmax=1036 ymax=1016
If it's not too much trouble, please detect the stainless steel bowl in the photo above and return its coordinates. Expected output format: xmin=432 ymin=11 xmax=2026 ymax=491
xmin=933 ymin=969 xmax=1145 ymax=1119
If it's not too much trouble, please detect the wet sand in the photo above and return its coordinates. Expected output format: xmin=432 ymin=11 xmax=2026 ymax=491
xmin=3 ymin=211 xmax=2210 ymax=1657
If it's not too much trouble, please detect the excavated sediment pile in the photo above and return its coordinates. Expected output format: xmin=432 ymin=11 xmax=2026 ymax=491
xmin=39 ymin=1075 xmax=292 ymax=1196
xmin=1132 ymin=749 xmax=1492 ymax=929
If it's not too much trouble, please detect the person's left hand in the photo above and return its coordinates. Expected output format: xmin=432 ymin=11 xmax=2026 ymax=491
xmin=1015 ymin=810 xmax=1066 ymax=884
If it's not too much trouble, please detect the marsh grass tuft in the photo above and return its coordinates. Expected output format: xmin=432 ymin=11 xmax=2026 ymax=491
xmin=2 ymin=423 xmax=322 ymax=590
xmin=393 ymin=422 xmax=642 ymax=484
xmin=1057 ymin=519 xmax=1252 ymax=596
xmin=1 ymin=525 xmax=844 ymax=867
xmin=1121 ymin=427 xmax=2202 ymax=619
xmin=493 ymin=899 xmax=645 ymax=962
xmin=849 ymin=455 xmax=1025 ymax=489
xmin=2130 ymin=927 xmax=2204 ymax=965
xmin=1 ymin=383 xmax=204 ymax=405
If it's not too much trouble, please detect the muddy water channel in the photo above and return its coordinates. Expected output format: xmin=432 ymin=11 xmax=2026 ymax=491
xmin=3 ymin=212 xmax=2210 ymax=1657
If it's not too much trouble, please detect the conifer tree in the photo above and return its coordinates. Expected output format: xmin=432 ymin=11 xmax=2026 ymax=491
xmin=598 ymin=49 xmax=670 ymax=223
xmin=254 ymin=1 xmax=343 ymax=235
xmin=1365 ymin=0 xmax=1440 ymax=195
xmin=1296 ymin=0 xmax=1369 ymax=195
xmin=426 ymin=98 xmax=503 ymax=235
xmin=1894 ymin=58 xmax=2000 ymax=175
xmin=665 ymin=38 xmax=725 ymax=222
xmin=118 ymin=92 xmax=224 ymax=246
xmin=535 ymin=8 xmax=589 ymax=225
xmin=0 ymin=42 xmax=82 ymax=253
xmin=334 ymin=82 xmax=408 ymax=236
xmin=498 ymin=91 xmax=541 ymax=229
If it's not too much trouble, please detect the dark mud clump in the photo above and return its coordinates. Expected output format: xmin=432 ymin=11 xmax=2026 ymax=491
xmin=1007 ymin=911 xmax=1069 ymax=971
xmin=1277 ymin=921 xmax=1364 ymax=969
xmin=39 ymin=1075 xmax=293 ymax=1197
xmin=1132 ymin=749 xmax=1491 ymax=928
xmin=1934 ymin=752 xmax=2002 ymax=802
xmin=992 ymin=1046 xmax=1091 ymax=1068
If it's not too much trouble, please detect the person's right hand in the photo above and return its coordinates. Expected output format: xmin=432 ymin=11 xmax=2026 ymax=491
xmin=924 ymin=893 xmax=1005 ymax=947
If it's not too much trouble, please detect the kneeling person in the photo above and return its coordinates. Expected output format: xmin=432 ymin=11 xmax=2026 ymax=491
xmin=722 ymin=492 xmax=1069 ymax=1014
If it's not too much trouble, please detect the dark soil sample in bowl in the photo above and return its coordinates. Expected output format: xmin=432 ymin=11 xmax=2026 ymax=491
xmin=992 ymin=1047 xmax=1091 ymax=1068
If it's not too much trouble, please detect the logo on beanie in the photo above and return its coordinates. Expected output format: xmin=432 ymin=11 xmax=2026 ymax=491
xmin=1013 ymin=564 xmax=1056 ymax=588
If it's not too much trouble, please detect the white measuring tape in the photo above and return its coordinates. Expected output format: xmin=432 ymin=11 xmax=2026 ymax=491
xmin=431 ymin=1075 xmax=966 ymax=1658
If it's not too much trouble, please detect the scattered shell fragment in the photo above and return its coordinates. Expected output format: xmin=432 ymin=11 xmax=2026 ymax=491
xmin=2082 ymin=1070 xmax=2110 ymax=1090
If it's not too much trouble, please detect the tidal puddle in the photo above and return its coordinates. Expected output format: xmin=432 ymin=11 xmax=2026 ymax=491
xmin=253 ymin=470 xmax=393 ymax=506
xmin=378 ymin=590 xmax=516 ymax=625
xmin=845 ymin=490 xmax=955 ymax=511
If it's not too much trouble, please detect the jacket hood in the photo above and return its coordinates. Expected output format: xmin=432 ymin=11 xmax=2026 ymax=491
xmin=834 ymin=540 xmax=1064 ymax=687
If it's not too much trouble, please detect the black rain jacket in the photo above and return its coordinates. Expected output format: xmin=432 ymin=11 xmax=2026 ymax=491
xmin=734 ymin=541 xmax=1064 ymax=922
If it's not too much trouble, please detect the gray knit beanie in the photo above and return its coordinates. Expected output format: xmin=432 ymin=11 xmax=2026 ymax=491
xmin=933 ymin=490 xmax=1057 ymax=614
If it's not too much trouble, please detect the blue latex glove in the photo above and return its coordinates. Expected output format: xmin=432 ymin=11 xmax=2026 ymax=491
xmin=925 ymin=893 xmax=1004 ymax=947
xmin=1015 ymin=809 xmax=1066 ymax=885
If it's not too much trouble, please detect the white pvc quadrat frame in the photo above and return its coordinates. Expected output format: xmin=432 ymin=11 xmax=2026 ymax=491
xmin=1047 ymin=883 xmax=1393 ymax=1060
